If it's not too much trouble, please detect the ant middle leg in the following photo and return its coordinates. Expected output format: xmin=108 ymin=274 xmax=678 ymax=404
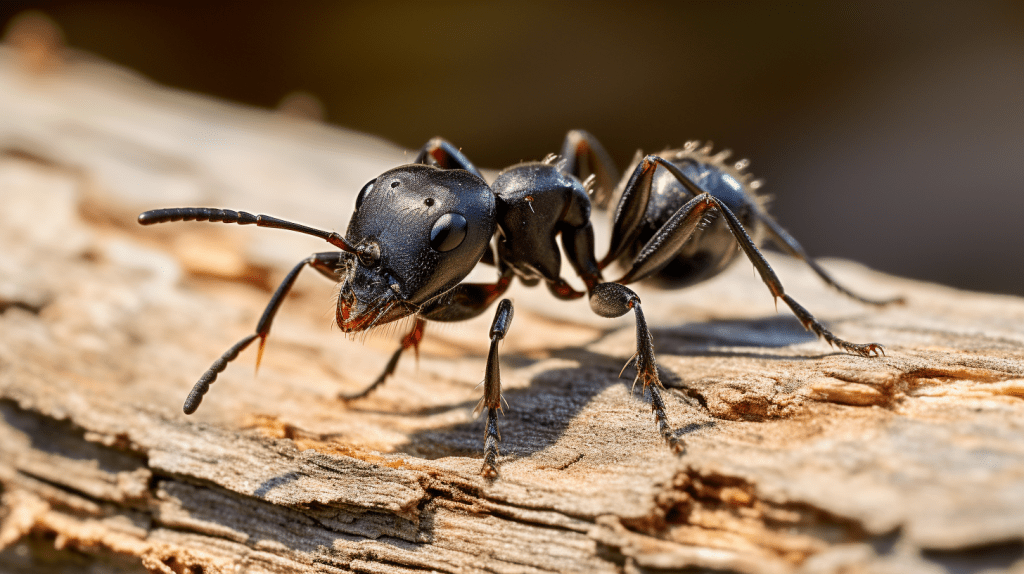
xmin=558 ymin=130 xmax=620 ymax=208
xmin=415 ymin=137 xmax=484 ymax=180
xmin=590 ymin=282 xmax=683 ymax=453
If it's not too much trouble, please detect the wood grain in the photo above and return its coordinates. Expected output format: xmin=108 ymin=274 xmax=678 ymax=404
xmin=2 ymin=43 xmax=1024 ymax=574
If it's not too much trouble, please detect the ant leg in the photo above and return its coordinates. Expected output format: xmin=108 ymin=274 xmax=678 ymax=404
xmin=590 ymin=283 xmax=682 ymax=453
xmin=702 ymin=197 xmax=886 ymax=356
xmin=419 ymin=271 xmax=514 ymax=322
xmin=559 ymin=130 xmax=620 ymax=209
xmin=547 ymin=279 xmax=587 ymax=300
xmin=341 ymin=273 xmax=515 ymax=403
xmin=183 ymin=251 xmax=348 ymax=414
xmin=338 ymin=318 xmax=426 ymax=401
xmin=546 ymin=222 xmax=602 ymax=300
xmin=614 ymin=191 xmax=885 ymax=357
xmin=612 ymin=194 xmax=719 ymax=285
xmin=602 ymin=155 xmax=699 ymax=268
xmin=414 ymin=137 xmax=485 ymax=180
xmin=756 ymin=212 xmax=904 ymax=306
xmin=476 ymin=299 xmax=514 ymax=478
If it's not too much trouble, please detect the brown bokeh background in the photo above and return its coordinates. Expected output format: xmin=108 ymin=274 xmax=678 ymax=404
xmin=2 ymin=1 xmax=1022 ymax=295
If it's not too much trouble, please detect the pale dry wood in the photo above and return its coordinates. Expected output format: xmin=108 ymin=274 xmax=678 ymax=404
xmin=2 ymin=44 xmax=1024 ymax=574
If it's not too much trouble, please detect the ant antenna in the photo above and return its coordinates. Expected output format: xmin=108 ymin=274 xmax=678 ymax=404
xmin=138 ymin=207 xmax=357 ymax=253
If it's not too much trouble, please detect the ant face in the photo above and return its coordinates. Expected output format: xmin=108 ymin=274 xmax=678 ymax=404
xmin=335 ymin=165 xmax=496 ymax=333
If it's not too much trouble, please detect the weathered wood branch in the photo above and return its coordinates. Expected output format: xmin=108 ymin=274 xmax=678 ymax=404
xmin=2 ymin=43 xmax=1024 ymax=574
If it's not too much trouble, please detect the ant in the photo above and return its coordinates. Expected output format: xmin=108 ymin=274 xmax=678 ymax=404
xmin=138 ymin=130 xmax=899 ymax=478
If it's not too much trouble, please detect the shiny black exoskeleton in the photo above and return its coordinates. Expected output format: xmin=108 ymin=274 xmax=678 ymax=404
xmin=138 ymin=131 xmax=899 ymax=478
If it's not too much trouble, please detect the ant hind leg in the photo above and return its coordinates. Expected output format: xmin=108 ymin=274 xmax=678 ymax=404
xmin=611 ymin=180 xmax=885 ymax=357
xmin=756 ymin=211 xmax=904 ymax=306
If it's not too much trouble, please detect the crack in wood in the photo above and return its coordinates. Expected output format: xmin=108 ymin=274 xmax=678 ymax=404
xmin=2 ymin=46 xmax=1024 ymax=572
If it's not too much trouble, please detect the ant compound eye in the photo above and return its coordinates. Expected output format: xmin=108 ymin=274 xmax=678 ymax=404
xmin=429 ymin=213 xmax=468 ymax=252
xmin=356 ymin=242 xmax=380 ymax=267
xmin=355 ymin=178 xmax=376 ymax=210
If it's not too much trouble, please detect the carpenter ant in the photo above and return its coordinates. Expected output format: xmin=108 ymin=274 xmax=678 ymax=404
xmin=138 ymin=131 xmax=899 ymax=478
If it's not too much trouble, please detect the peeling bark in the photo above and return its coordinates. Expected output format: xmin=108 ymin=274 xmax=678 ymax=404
xmin=2 ymin=45 xmax=1024 ymax=573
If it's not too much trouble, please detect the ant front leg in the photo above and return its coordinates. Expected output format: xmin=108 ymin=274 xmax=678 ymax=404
xmin=477 ymin=299 xmax=514 ymax=478
xmin=416 ymin=276 xmax=515 ymax=477
xmin=183 ymin=251 xmax=347 ymax=414
xmin=341 ymin=269 xmax=514 ymax=406
xmin=590 ymin=283 xmax=682 ymax=453
xmin=338 ymin=318 xmax=426 ymax=402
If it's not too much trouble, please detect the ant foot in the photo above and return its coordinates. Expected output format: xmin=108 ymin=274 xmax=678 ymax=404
xmin=843 ymin=341 xmax=886 ymax=357
xmin=337 ymin=390 xmax=371 ymax=402
xmin=481 ymin=460 xmax=499 ymax=479
xmin=481 ymin=408 xmax=500 ymax=479
xmin=667 ymin=434 xmax=686 ymax=454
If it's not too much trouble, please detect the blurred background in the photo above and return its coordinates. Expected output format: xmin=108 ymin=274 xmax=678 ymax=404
xmin=1 ymin=1 xmax=1022 ymax=295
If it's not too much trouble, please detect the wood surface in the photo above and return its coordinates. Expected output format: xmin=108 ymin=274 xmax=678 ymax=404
xmin=2 ymin=42 xmax=1024 ymax=574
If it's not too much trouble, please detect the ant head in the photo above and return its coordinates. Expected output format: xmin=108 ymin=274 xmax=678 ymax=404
xmin=335 ymin=164 xmax=495 ymax=332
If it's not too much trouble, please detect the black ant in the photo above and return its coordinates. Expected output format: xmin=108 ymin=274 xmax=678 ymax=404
xmin=138 ymin=131 xmax=899 ymax=478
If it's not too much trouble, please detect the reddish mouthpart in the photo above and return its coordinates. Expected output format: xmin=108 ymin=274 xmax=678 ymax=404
xmin=337 ymin=297 xmax=415 ymax=333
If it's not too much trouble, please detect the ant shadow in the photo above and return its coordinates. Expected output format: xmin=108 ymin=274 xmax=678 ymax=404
xmin=239 ymin=312 xmax=871 ymax=553
xmin=328 ymin=314 xmax=845 ymax=465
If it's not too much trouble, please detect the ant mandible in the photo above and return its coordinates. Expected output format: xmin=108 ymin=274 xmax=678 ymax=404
xmin=138 ymin=131 xmax=899 ymax=478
